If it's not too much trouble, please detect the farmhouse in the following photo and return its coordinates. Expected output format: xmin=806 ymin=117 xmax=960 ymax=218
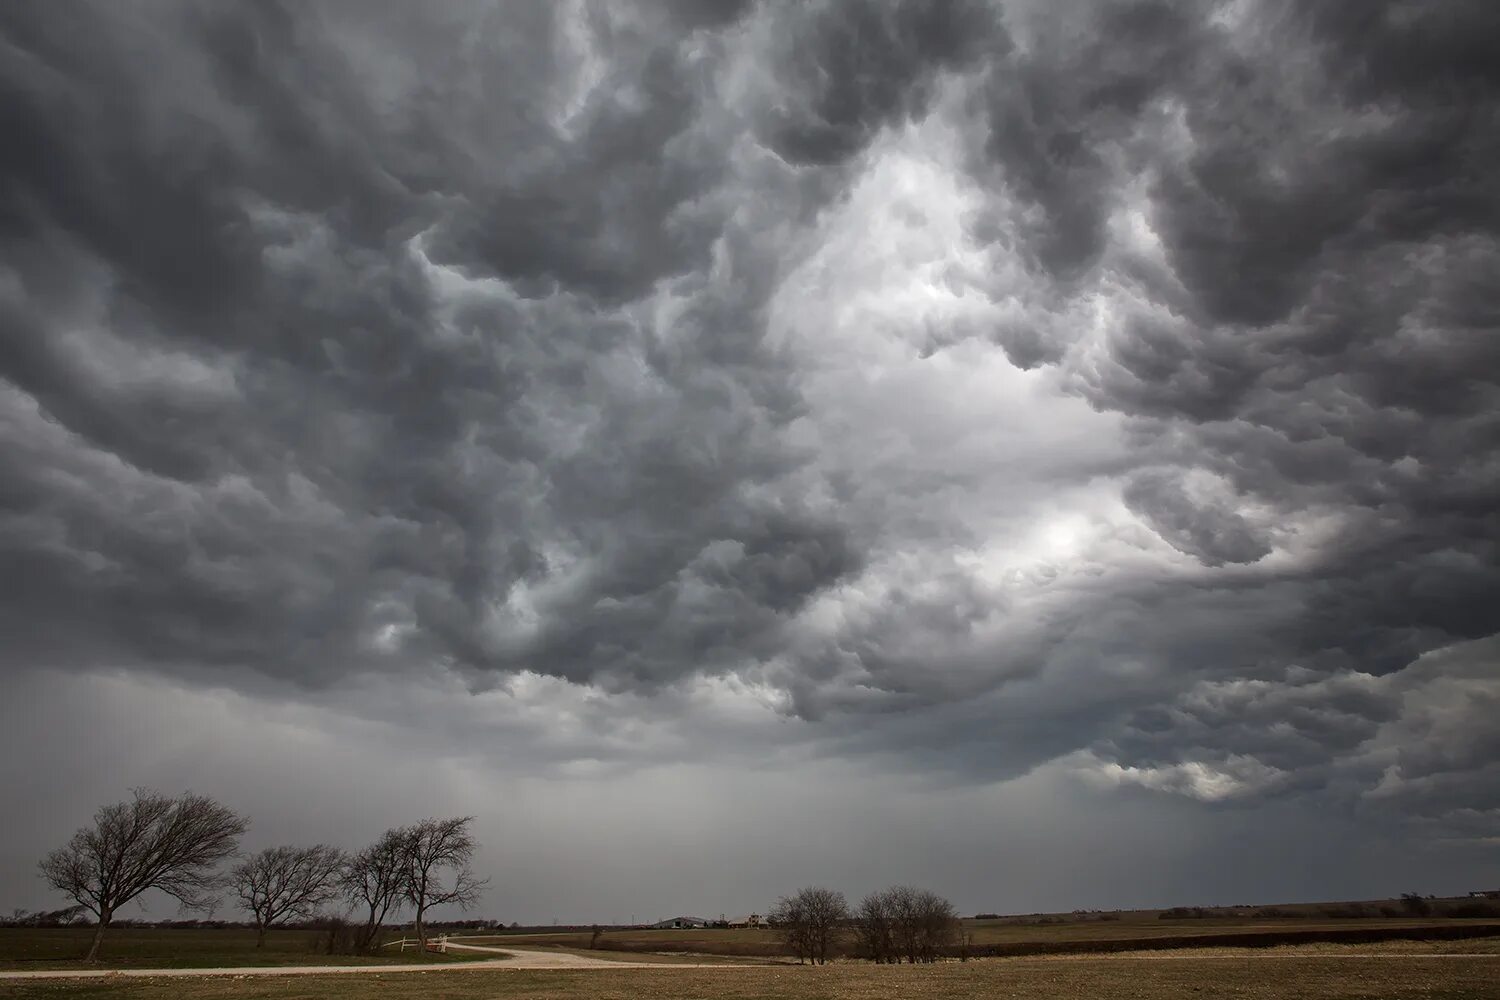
xmin=652 ymin=916 xmax=707 ymax=929
xmin=727 ymin=913 xmax=764 ymax=928
xmin=1469 ymin=889 xmax=1500 ymax=899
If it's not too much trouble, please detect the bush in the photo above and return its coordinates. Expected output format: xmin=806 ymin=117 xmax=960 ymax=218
xmin=1159 ymin=907 xmax=1209 ymax=920
xmin=307 ymin=913 xmax=359 ymax=955
xmin=1400 ymin=893 xmax=1432 ymax=917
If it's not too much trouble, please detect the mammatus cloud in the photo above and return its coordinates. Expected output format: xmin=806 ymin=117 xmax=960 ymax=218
xmin=1 ymin=0 xmax=1496 ymax=883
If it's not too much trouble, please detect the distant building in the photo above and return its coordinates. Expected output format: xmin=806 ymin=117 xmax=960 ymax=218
xmin=1469 ymin=890 xmax=1500 ymax=899
xmin=652 ymin=916 xmax=706 ymax=929
xmin=727 ymin=913 xmax=763 ymax=929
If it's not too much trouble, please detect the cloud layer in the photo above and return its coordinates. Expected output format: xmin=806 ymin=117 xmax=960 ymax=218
xmin=2 ymin=0 xmax=1497 ymax=911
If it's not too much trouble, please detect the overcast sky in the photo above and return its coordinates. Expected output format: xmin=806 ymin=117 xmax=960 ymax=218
xmin=3 ymin=0 xmax=1498 ymax=924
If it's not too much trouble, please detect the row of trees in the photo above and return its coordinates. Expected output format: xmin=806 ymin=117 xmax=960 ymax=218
xmin=2 ymin=905 xmax=88 ymax=928
xmin=771 ymin=885 xmax=961 ymax=964
xmin=855 ymin=886 xmax=962 ymax=964
xmin=331 ymin=818 xmax=486 ymax=953
xmin=38 ymin=789 xmax=484 ymax=961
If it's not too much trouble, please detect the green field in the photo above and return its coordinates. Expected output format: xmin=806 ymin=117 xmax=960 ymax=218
xmin=2 ymin=945 xmax=1499 ymax=1000
xmin=0 ymin=927 xmax=485 ymax=971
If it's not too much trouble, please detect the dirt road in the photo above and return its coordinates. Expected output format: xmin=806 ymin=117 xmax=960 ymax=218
xmin=443 ymin=941 xmax=741 ymax=967
xmin=0 ymin=944 xmax=745 ymax=980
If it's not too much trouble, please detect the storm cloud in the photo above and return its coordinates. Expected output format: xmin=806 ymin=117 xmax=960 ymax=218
xmin=2 ymin=0 xmax=1497 ymax=917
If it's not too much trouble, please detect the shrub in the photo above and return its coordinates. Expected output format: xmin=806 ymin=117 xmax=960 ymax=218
xmin=1159 ymin=907 xmax=1209 ymax=920
xmin=1400 ymin=893 xmax=1432 ymax=917
xmin=307 ymin=913 xmax=359 ymax=955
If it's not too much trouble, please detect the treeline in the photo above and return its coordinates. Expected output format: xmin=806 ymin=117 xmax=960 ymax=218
xmin=770 ymin=885 xmax=965 ymax=965
xmin=2 ymin=906 xmax=89 ymax=928
xmin=35 ymin=789 xmax=486 ymax=961
xmin=1158 ymin=894 xmax=1500 ymax=921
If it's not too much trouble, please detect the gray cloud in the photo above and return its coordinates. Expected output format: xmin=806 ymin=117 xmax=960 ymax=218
xmin=1121 ymin=468 xmax=1271 ymax=566
xmin=2 ymin=0 xmax=1498 ymax=915
xmin=758 ymin=0 xmax=1001 ymax=166
xmin=0 ymin=0 xmax=865 ymax=694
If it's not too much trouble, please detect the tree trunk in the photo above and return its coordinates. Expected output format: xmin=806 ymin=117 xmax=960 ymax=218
xmin=415 ymin=903 xmax=427 ymax=952
xmin=84 ymin=911 xmax=110 ymax=963
xmin=256 ymin=923 xmax=267 ymax=948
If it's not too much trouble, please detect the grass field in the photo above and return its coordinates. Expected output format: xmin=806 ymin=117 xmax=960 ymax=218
xmin=461 ymin=914 xmax=1500 ymax=958
xmin=0 ymin=928 xmax=486 ymax=971
xmin=2 ymin=943 xmax=1498 ymax=1000
xmin=7 ymin=908 xmax=1499 ymax=972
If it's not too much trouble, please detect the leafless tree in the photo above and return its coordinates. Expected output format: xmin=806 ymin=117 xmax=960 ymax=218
xmin=402 ymin=817 xmax=486 ymax=951
xmin=771 ymin=892 xmax=811 ymax=963
xmin=232 ymin=845 xmax=347 ymax=947
xmin=913 ymin=889 xmax=960 ymax=962
xmin=866 ymin=885 xmax=958 ymax=963
xmin=883 ymin=885 xmax=920 ymax=963
xmin=855 ymin=889 xmax=897 ymax=963
xmin=37 ymin=789 xmax=247 ymax=961
xmin=343 ymin=828 xmax=410 ymax=951
xmin=772 ymin=886 xmax=847 ymax=965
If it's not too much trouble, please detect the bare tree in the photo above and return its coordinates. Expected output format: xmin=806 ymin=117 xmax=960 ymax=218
xmin=402 ymin=817 xmax=486 ymax=951
xmin=913 ymin=889 xmax=959 ymax=962
xmin=38 ymin=789 xmax=247 ymax=961
xmin=232 ymin=845 xmax=347 ymax=947
xmin=343 ymin=828 xmax=410 ymax=952
xmin=772 ymin=886 xmax=847 ymax=965
xmin=774 ymin=893 xmax=810 ymax=959
xmin=855 ymin=889 xmax=897 ymax=963
xmin=882 ymin=885 xmax=920 ymax=963
xmin=865 ymin=885 xmax=958 ymax=963
xmin=771 ymin=892 xmax=811 ymax=963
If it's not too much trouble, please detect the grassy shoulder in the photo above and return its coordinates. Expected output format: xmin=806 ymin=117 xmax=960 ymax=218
xmin=1 ymin=949 xmax=1498 ymax=1000
xmin=0 ymin=928 xmax=491 ymax=971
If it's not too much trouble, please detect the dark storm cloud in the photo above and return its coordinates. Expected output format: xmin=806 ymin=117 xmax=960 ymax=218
xmin=1 ymin=0 xmax=1497 ymax=851
xmin=758 ymin=0 xmax=1001 ymax=166
xmin=1121 ymin=469 xmax=1271 ymax=566
xmin=0 ymin=0 xmax=864 ymax=689
xmin=938 ymin=0 xmax=1499 ymax=823
xmin=975 ymin=0 xmax=1206 ymax=280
